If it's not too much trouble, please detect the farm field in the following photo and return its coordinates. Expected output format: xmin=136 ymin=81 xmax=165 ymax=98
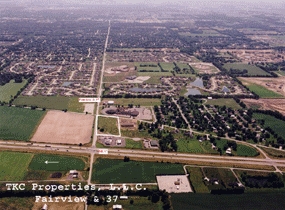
xmin=13 ymin=95 xmax=84 ymax=112
xmin=242 ymin=99 xmax=285 ymax=116
xmin=28 ymin=154 xmax=86 ymax=171
xmin=246 ymin=84 xmax=283 ymax=98
xmin=203 ymin=167 xmax=237 ymax=190
xmin=97 ymin=116 xmax=119 ymax=135
xmin=186 ymin=167 xmax=209 ymax=193
xmin=32 ymin=196 xmax=85 ymax=210
xmin=0 ymin=197 xmax=34 ymax=210
xmin=92 ymin=158 xmax=184 ymax=183
xmin=31 ymin=110 xmax=94 ymax=144
xmin=223 ymin=63 xmax=270 ymax=76
xmin=102 ymin=98 xmax=161 ymax=106
xmin=0 ymin=106 xmax=45 ymax=141
xmin=171 ymin=192 xmax=285 ymax=210
xmin=0 ymin=79 xmax=27 ymax=102
xmin=87 ymin=196 xmax=162 ymax=210
xmin=189 ymin=63 xmax=220 ymax=74
xmin=205 ymin=98 xmax=241 ymax=109
xmin=253 ymin=113 xmax=285 ymax=138
xmin=0 ymin=151 xmax=33 ymax=181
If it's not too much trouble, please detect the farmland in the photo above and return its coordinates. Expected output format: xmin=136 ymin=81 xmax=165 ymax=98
xmin=0 ymin=197 xmax=34 ymax=210
xmin=13 ymin=95 xmax=84 ymax=112
xmin=171 ymin=193 xmax=285 ymax=210
xmin=31 ymin=110 xmax=94 ymax=144
xmin=0 ymin=151 xmax=33 ymax=181
xmin=92 ymin=158 xmax=184 ymax=183
xmin=186 ymin=167 xmax=209 ymax=193
xmin=97 ymin=116 xmax=119 ymax=135
xmin=159 ymin=62 xmax=175 ymax=71
xmin=0 ymin=106 xmax=45 ymax=141
xmin=253 ymin=113 xmax=285 ymax=138
xmin=223 ymin=63 xmax=270 ymax=76
xmin=247 ymin=84 xmax=283 ymax=98
xmin=28 ymin=153 xmax=86 ymax=171
xmin=0 ymin=79 xmax=27 ymax=102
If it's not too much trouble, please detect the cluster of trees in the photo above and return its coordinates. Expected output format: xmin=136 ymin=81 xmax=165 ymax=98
xmin=241 ymin=172 xmax=284 ymax=188
xmin=159 ymin=133 xmax=177 ymax=152
xmin=233 ymin=97 xmax=246 ymax=108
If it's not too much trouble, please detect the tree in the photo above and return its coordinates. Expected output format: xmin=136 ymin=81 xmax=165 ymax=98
xmin=124 ymin=156 xmax=130 ymax=162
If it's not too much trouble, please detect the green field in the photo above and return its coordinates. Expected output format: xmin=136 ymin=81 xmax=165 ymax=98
xmin=135 ymin=62 xmax=161 ymax=72
xmin=28 ymin=154 xmax=86 ymax=171
xmin=0 ymin=106 xmax=45 ymax=141
xmin=253 ymin=113 xmax=285 ymax=138
xmin=0 ymin=151 xmax=34 ymax=181
xmin=0 ymin=79 xmax=27 ymax=102
xmin=224 ymin=63 xmax=270 ymax=76
xmin=87 ymin=196 xmax=162 ymax=210
xmin=126 ymin=139 xmax=143 ymax=149
xmin=176 ymin=62 xmax=190 ymax=70
xmin=92 ymin=158 xmax=184 ymax=183
xmin=177 ymin=139 xmax=218 ymax=154
xmin=102 ymin=98 xmax=161 ymax=106
xmin=205 ymin=98 xmax=241 ymax=109
xmin=259 ymin=146 xmax=285 ymax=158
xmin=245 ymin=83 xmax=283 ymax=98
xmin=186 ymin=167 xmax=209 ymax=193
xmin=98 ymin=116 xmax=119 ymax=135
xmin=171 ymin=192 xmax=285 ymax=210
xmin=0 ymin=197 xmax=34 ymax=210
xmin=215 ymin=139 xmax=259 ymax=157
xmin=159 ymin=62 xmax=175 ymax=71
xmin=13 ymin=95 xmax=84 ymax=112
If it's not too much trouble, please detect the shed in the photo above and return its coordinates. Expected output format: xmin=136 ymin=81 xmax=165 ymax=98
xmin=42 ymin=204 xmax=48 ymax=210
xmin=150 ymin=140 xmax=159 ymax=147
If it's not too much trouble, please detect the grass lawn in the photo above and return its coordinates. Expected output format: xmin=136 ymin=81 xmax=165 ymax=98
xmin=135 ymin=62 xmax=161 ymax=72
xmin=126 ymin=139 xmax=143 ymax=149
xmin=177 ymin=139 xmax=218 ymax=154
xmin=137 ymin=71 xmax=172 ymax=77
xmin=0 ymin=79 xmax=27 ymax=102
xmin=253 ymin=113 xmax=285 ymax=138
xmin=28 ymin=154 xmax=86 ymax=171
xmin=102 ymin=98 xmax=161 ymax=106
xmin=0 ymin=106 xmax=45 ymax=141
xmin=215 ymin=139 xmax=258 ymax=157
xmin=176 ymin=62 xmax=190 ymax=70
xmin=98 ymin=116 xmax=119 ymax=135
xmin=205 ymin=98 xmax=241 ymax=109
xmin=0 ymin=197 xmax=34 ymax=210
xmin=236 ymin=144 xmax=259 ymax=157
xmin=13 ymin=95 xmax=84 ymax=112
xmin=159 ymin=62 xmax=175 ymax=71
xmin=186 ymin=167 xmax=209 ymax=193
xmin=0 ymin=151 xmax=33 ymax=181
xmin=92 ymin=158 xmax=184 ymax=183
xmin=259 ymin=146 xmax=285 ymax=158
xmin=223 ymin=63 xmax=270 ymax=76
xmin=171 ymin=192 xmax=285 ymax=210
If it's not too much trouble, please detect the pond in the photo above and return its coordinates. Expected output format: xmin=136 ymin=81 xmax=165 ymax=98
xmin=222 ymin=86 xmax=230 ymax=93
xmin=190 ymin=77 xmax=204 ymax=88
xmin=184 ymin=88 xmax=201 ymax=96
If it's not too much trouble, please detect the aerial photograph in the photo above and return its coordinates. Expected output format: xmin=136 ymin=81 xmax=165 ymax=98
xmin=1 ymin=0 xmax=285 ymax=209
